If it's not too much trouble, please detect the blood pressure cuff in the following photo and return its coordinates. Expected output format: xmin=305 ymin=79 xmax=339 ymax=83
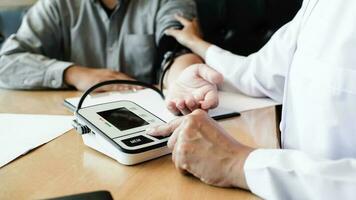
xmin=153 ymin=34 xmax=191 ymax=84
xmin=153 ymin=0 xmax=196 ymax=83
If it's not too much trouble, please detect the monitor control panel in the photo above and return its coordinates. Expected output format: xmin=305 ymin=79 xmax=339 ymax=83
xmin=77 ymin=100 xmax=169 ymax=152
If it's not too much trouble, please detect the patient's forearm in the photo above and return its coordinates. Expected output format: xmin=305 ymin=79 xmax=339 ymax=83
xmin=164 ymin=53 xmax=203 ymax=89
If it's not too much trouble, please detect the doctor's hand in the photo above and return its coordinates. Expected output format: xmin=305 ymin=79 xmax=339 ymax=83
xmin=165 ymin=14 xmax=211 ymax=58
xmin=64 ymin=65 xmax=142 ymax=92
xmin=165 ymin=64 xmax=223 ymax=115
xmin=147 ymin=110 xmax=254 ymax=189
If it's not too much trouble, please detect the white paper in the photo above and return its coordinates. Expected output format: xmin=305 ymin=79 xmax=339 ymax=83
xmin=217 ymin=91 xmax=280 ymax=112
xmin=0 ymin=114 xmax=73 ymax=168
xmin=65 ymin=89 xmax=279 ymax=121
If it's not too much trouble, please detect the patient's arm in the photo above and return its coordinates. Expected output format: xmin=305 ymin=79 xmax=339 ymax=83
xmin=164 ymin=53 xmax=202 ymax=89
xmin=64 ymin=66 xmax=143 ymax=92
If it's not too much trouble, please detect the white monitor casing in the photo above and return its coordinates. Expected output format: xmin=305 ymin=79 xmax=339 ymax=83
xmin=76 ymin=100 xmax=171 ymax=165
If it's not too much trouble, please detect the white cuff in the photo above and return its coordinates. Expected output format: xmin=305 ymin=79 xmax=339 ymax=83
xmin=205 ymin=45 xmax=245 ymax=74
xmin=43 ymin=61 xmax=73 ymax=88
xmin=244 ymin=149 xmax=279 ymax=198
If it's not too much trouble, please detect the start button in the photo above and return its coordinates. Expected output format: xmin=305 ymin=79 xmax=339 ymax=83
xmin=121 ymin=135 xmax=153 ymax=147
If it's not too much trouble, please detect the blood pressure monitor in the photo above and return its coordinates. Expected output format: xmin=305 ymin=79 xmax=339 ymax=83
xmin=73 ymin=80 xmax=171 ymax=165
xmin=77 ymin=100 xmax=169 ymax=154
xmin=72 ymin=80 xmax=240 ymax=165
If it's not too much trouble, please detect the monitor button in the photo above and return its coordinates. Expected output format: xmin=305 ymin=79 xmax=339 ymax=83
xmin=121 ymin=135 xmax=153 ymax=147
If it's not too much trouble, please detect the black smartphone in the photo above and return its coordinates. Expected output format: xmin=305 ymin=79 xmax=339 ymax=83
xmin=44 ymin=191 xmax=113 ymax=200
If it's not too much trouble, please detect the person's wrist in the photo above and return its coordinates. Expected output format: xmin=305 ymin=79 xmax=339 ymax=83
xmin=230 ymin=146 xmax=255 ymax=189
xmin=64 ymin=65 xmax=82 ymax=86
xmin=186 ymin=35 xmax=202 ymax=49
xmin=188 ymin=38 xmax=211 ymax=59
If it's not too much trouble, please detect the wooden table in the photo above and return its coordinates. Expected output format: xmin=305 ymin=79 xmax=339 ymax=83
xmin=0 ymin=89 xmax=279 ymax=200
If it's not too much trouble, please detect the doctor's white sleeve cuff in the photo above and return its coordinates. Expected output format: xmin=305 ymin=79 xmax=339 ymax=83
xmin=243 ymin=149 xmax=356 ymax=200
xmin=243 ymin=149 xmax=280 ymax=199
xmin=204 ymin=45 xmax=267 ymax=97
xmin=243 ymin=149 xmax=307 ymax=199
xmin=205 ymin=45 xmax=246 ymax=74
xmin=43 ymin=61 xmax=74 ymax=88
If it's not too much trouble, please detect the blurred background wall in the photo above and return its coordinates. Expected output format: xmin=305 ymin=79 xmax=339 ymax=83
xmin=0 ymin=0 xmax=36 ymax=7
xmin=0 ymin=0 xmax=302 ymax=55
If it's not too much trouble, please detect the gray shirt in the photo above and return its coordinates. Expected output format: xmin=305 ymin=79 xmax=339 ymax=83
xmin=0 ymin=0 xmax=196 ymax=89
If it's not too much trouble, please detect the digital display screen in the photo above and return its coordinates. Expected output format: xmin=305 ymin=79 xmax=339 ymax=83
xmin=98 ymin=107 xmax=149 ymax=131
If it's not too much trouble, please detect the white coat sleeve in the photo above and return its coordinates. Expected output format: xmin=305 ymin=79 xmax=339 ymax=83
xmin=244 ymin=149 xmax=356 ymax=200
xmin=205 ymin=0 xmax=309 ymax=102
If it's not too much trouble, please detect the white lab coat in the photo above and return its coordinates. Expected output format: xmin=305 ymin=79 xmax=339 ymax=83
xmin=205 ymin=0 xmax=356 ymax=199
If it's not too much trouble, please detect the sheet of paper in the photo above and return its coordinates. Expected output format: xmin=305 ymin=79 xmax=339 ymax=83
xmin=0 ymin=114 xmax=73 ymax=168
xmin=217 ymin=91 xmax=280 ymax=112
xmin=64 ymin=89 xmax=279 ymax=122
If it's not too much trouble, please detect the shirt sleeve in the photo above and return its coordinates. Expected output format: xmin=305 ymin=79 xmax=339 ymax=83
xmin=204 ymin=0 xmax=310 ymax=102
xmin=155 ymin=0 xmax=197 ymax=45
xmin=244 ymin=149 xmax=356 ymax=200
xmin=0 ymin=0 xmax=73 ymax=89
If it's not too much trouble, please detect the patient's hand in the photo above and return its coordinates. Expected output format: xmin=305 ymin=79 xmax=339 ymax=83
xmin=64 ymin=66 xmax=142 ymax=92
xmin=166 ymin=64 xmax=223 ymax=115
xmin=165 ymin=14 xmax=211 ymax=58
